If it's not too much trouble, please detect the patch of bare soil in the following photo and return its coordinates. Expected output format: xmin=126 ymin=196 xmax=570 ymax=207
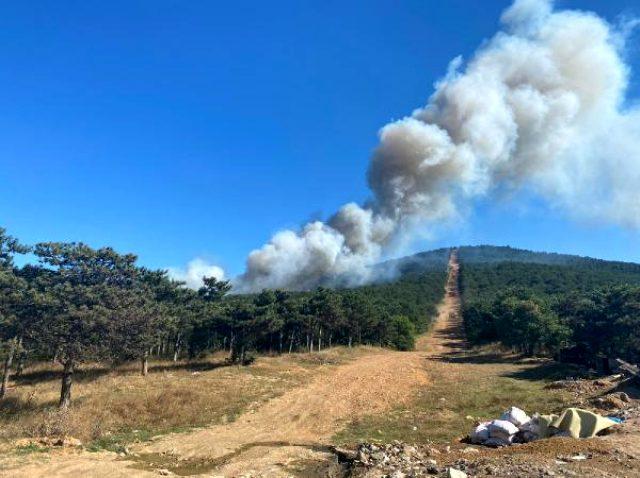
xmin=0 ymin=344 xmax=430 ymax=477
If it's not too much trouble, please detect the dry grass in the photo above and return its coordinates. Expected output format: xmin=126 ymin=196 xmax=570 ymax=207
xmin=333 ymin=350 xmax=577 ymax=445
xmin=0 ymin=347 xmax=364 ymax=451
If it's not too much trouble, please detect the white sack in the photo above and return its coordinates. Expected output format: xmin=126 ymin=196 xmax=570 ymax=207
xmin=500 ymin=406 xmax=531 ymax=428
xmin=488 ymin=419 xmax=519 ymax=437
xmin=470 ymin=422 xmax=490 ymax=444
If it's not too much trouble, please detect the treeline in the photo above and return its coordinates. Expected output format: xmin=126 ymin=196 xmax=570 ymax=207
xmin=460 ymin=259 xmax=640 ymax=363
xmin=458 ymin=245 xmax=640 ymax=273
xmin=0 ymin=228 xmax=446 ymax=408
xmin=213 ymin=268 xmax=446 ymax=362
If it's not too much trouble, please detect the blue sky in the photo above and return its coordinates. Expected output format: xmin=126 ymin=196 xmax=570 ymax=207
xmin=1 ymin=0 xmax=639 ymax=276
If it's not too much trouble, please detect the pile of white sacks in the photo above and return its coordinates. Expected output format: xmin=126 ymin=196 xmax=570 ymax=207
xmin=470 ymin=406 xmax=537 ymax=447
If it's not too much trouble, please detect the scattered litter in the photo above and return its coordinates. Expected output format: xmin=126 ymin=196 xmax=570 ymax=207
xmin=461 ymin=446 xmax=479 ymax=454
xmin=542 ymin=407 xmax=617 ymax=439
xmin=354 ymin=441 xmax=439 ymax=468
xmin=570 ymin=454 xmax=588 ymax=461
xmin=447 ymin=468 xmax=467 ymax=478
xmin=468 ymin=406 xmax=617 ymax=446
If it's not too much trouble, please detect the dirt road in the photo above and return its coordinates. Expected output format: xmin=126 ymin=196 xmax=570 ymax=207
xmin=127 ymin=253 xmax=464 ymax=476
xmin=129 ymin=253 xmax=463 ymax=476
xmin=2 ymin=254 xmax=461 ymax=477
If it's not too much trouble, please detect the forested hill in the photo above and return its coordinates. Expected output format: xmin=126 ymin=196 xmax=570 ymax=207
xmin=456 ymin=245 xmax=640 ymax=272
xmin=376 ymin=247 xmax=451 ymax=279
xmin=452 ymin=245 xmax=640 ymax=363
xmin=386 ymin=244 xmax=640 ymax=280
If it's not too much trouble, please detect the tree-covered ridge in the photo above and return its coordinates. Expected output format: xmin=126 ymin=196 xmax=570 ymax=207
xmin=458 ymin=245 xmax=640 ymax=272
xmin=0 ymin=227 xmax=447 ymax=409
xmin=458 ymin=248 xmax=640 ymax=364
xmin=374 ymin=248 xmax=451 ymax=279
xmin=461 ymin=262 xmax=640 ymax=301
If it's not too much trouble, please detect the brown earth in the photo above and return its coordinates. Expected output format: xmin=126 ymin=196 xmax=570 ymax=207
xmin=2 ymin=251 xmax=639 ymax=477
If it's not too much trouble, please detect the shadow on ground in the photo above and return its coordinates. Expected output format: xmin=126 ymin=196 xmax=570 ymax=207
xmin=14 ymin=359 xmax=231 ymax=386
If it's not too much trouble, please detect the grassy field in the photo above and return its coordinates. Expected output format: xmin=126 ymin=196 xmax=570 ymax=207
xmin=333 ymin=347 xmax=576 ymax=445
xmin=0 ymin=347 xmax=368 ymax=453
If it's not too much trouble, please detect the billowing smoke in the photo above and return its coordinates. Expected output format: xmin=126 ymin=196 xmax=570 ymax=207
xmin=235 ymin=0 xmax=640 ymax=292
xmin=168 ymin=258 xmax=225 ymax=289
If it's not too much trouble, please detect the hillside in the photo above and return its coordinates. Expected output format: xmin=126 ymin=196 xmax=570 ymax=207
xmin=459 ymin=244 xmax=640 ymax=268
xmin=451 ymin=246 xmax=640 ymax=363
xmin=384 ymin=244 xmax=640 ymax=298
xmin=393 ymin=244 xmax=640 ymax=272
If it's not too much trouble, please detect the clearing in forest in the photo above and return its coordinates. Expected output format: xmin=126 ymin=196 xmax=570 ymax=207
xmin=3 ymin=252 xmax=637 ymax=477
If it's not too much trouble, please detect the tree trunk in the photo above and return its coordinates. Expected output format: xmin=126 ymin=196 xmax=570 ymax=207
xmin=13 ymin=336 xmax=25 ymax=378
xmin=348 ymin=336 xmax=352 ymax=348
xmin=15 ymin=353 xmax=25 ymax=378
xmin=173 ymin=333 xmax=182 ymax=362
xmin=289 ymin=332 xmax=295 ymax=354
xmin=141 ymin=350 xmax=149 ymax=376
xmin=0 ymin=337 xmax=17 ymax=399
xmin=279 ymin=331 xmax=283 ymax=354
xmin=59 ymin=360 xmax=74 ymax=409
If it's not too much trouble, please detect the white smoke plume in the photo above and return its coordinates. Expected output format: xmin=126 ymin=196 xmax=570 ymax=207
xmin=235 ymin=0 xmax=640 ymax=292
xmin=168 ymin=258 xmax=226 ymax=289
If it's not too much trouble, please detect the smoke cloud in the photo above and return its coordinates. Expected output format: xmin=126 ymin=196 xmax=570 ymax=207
xmin=234 ymin=0 xmax=640 ymax=292
xmin=168 ymin=258 xmax=226 ymax=289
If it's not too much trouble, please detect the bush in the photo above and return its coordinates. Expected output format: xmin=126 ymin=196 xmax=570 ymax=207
xmin=386 ymin=315 xmax=416 ymax=351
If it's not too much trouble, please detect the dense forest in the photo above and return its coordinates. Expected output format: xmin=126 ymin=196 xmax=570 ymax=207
xmin=0 ymin=228 xmax=446 ymax=408
xmin=459 ymin=246 xmax=640 ymax=364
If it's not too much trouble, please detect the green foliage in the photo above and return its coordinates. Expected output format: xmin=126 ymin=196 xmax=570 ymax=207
xmin=14 ymin=443 xmax=50 ymax=455
xmin=384 ymin=316 xmax=416 ymax=351
xmin=458 ymin=245 xmax=640 ymax=273
xmin=492 ymin=293 xmax=570 ymax=355
xmin=557 ymin=286 xmax=640 ymax=363
xmin=0 ymin=226 xmax=451 ymax=406
xmin=458 ymin=246 xmax=640 ymax=362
